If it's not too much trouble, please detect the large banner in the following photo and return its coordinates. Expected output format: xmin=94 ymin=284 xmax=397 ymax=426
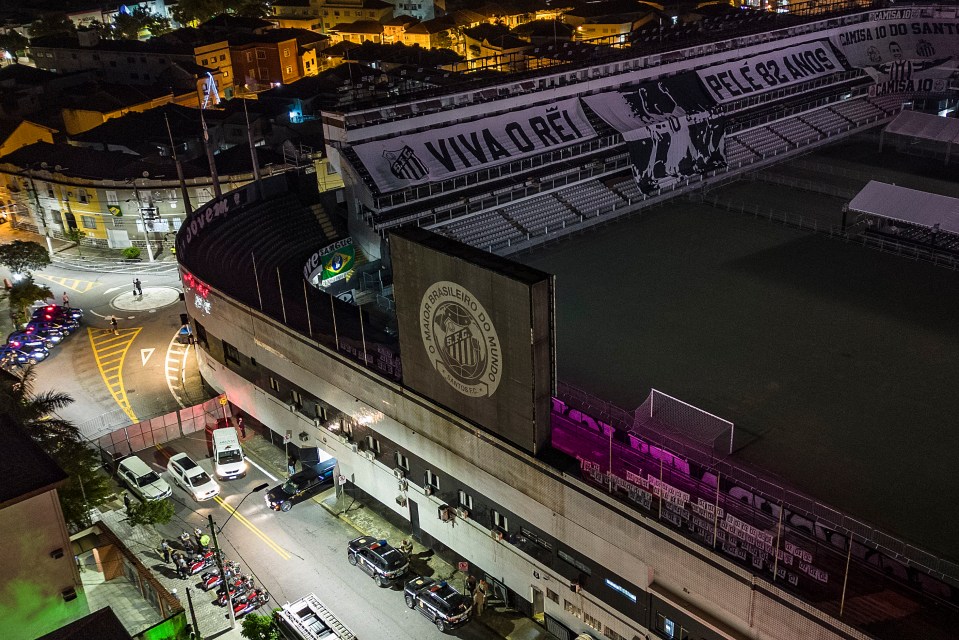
xmin=583 ymin=73 xmax=716 ymax=140
xmin=352 ymin=98 xmax=596 ymax=193
xmin=696 ymin=41 xmax=844 ymax=103
xmin=627 ymin=114 xmax=726 ymax=195
xmin=830 ymin=14 xmax=957 ymax=96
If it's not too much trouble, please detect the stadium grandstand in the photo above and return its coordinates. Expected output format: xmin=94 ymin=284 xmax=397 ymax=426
xmin=176 ymin=3 xmax=959 ymax=640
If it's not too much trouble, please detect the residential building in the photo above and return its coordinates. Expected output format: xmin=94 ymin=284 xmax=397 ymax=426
xmin=328 ymin=20 xmax=385 ymax=45
xmin=0 ymin=413 xmax=86 ymax=640
xmin=230 ymin=29 xmax=330 ymax=94
xmin=0 ymin=119 xmax=58 ymax=157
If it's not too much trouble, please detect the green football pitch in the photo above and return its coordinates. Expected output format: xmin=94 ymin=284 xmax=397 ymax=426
xmin=521 ymin=193 xmax=959 ymax=561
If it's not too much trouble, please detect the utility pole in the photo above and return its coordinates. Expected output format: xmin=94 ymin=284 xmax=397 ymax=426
xmin=207 ymin=514 xmax=235 ymax=629
xmin=131 ymin=174 xmax=155 ymax=263
xmin=185 ymin=586 xmax=200 ymax=639
xmin=200 ymin=108 xmax=222 ymax=199
xmin=165 ymin=113 xmax=194 ymax=217
xmin=25 ymin=165 xmax=54 ymax=256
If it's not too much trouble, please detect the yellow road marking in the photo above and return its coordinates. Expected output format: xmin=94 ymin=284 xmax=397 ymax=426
xmin=88 ymin=327 xmax=141 ymax=422
xmin=214 ymin=495 xmax=291 ymax=560
xmin=150 ymin=444 xmax=290 ymax=560
xmin=36 ymin=274 xmax=99 ymax=293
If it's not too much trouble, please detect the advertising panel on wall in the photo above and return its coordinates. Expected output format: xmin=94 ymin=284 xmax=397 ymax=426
xmin=303 ymin=237 xmax=356 ymax=287
xmin=352 ymin=98 xmax=596 ymax=193
xmin=626 ymin=113 xmax=727 ymax=195
xmin=695 ymin=40 xmax=845 ymax=103
xmin=390 ymin=228 xmax=555 ymax=456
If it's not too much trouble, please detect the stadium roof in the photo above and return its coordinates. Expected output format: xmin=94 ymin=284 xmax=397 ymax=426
xmin=883 ymin=109 xmax=959 ymax=144
xmin=848 ymin=180 xmax=959 ymax=234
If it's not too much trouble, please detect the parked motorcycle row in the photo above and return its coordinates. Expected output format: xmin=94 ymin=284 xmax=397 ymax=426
xmin=2 ymin=304 xmax=82 ymax=368
xmin=198 ymin=559 xmax=269 ymax=617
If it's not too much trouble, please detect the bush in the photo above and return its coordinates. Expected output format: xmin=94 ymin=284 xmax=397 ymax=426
xmin=121 ymin=247 xmax=141 ymax=260
xmin=127 ymin=498 xmax=175 ymax=526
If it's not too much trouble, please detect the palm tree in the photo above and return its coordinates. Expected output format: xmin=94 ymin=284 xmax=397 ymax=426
xmin=0 ymin=367 xmax=113 ymax=529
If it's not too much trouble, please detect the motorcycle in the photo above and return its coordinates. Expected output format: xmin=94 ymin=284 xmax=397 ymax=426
xmin=233 ymin=588 xmax=270 ymax=618
xmin=188 ymin=549 xmax=218 ymax=575
xmin=215 ymin=577 xmax=255 ymax=607
xmin=200 ymin=561 xmax=240 ymax=591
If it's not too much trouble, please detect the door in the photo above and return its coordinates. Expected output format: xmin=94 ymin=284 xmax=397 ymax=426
xmin=531 ymin=586 xmax=545 ymax=623
xmin=409 ymin=499 xmax=421 ymax=541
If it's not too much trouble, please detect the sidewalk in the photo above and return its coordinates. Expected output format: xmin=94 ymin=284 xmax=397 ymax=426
xmin=239 ymin=415 xmax=557 ymax=640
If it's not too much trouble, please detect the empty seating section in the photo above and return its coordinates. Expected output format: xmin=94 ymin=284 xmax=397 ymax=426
xmin=725 ymin=137 xmax=758 ymax=166
xmin=736 ymin=128 xmax=787 ymax=158
xmin=830 ymin=99 xmax=885 ymax=124
xmin=800 ymin=108 xmax=850 ymax=134
xmin=768 ymin=119 xmax=820 ymax=146
xmin=441 ymin=210 xmax=519 ymax=249
xmin=609 ymin=177 xmax=644 ymax=201
xmin=502 ymin=195 xmax=577 ymax=235
xmin=556 ymin=182 xmax=626 ymax=217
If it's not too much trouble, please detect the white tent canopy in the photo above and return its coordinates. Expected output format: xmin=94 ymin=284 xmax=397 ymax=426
xmin=848 ymin=181 xmax=959 ymax=234
xmin=882 ymin=110 xmax=959 ymax=145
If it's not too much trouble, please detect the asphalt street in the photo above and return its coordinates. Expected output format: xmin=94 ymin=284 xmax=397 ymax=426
xmin=130 ymin=434 xmax=498 ymax=640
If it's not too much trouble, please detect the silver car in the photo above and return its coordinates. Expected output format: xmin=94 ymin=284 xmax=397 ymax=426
xmin=167 ymin=453 xmax=220 ymax=501
xmin=118 ymin=456 xmax=172 ymax=502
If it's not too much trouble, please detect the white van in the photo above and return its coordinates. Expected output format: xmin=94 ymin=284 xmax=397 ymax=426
xmin=212 ymin=428 xmax=247 ymax=480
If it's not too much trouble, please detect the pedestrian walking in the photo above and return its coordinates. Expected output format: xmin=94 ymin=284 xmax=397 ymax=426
xmin=176 ymin=555 xmax=189 ymax=579
xmin=237 ymin=416 xmax=246 ymax=438
xmin=61 ymin=292 xmax=70 ymax=308
xmin=123 ymin=492 xmax=131 ymax=512
xmin=161 ymin=540 xmax=171 ymax=564
xmin=287 ymin=454 xmax=297 ymax=476
xmin=466 ymin=574 xmax=477 ymax=597
xmin=110 ymin=317 xmax=118 ymax=335
xmin=134 ymin=278 xmax=143 ymax=295
xmin=473 ymin=582 xmax=486 ymax=617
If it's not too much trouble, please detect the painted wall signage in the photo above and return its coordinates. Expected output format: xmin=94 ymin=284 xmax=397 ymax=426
xmin=419 ymin=280 xmax=502 ymax=398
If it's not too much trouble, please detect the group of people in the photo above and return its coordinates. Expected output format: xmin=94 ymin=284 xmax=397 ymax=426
xmin=465 ymin=574 xmax=490 ymax=617
xmin=159 ymin=529 xmax=210 ymax=579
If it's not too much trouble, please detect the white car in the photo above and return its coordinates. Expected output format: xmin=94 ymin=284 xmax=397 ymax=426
xmin=167 ymin=453 xmax=220 ymax=501
xmin=118 ymin=456 xmax=172 ymax=502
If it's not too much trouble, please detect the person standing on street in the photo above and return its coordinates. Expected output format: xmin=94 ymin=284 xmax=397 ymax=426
xmin=110 ymin=317 xmax=118 ymax=335
xmin=62 ymin=292 xmax=70 ymax=308
xmin=287 ymin=454 xmax=297 ymax=476
xmin=237 ymin=416 xmax=246 ymax=438
xmin=466 ymin=574 xmax=477 ymax=597
xmin=161 ymin=540 xmax=171 ymax=564
xmin=134 ymin=278 xmax=142 ymax=296
xmin=473 ymin=581 xmax=486 ymax=617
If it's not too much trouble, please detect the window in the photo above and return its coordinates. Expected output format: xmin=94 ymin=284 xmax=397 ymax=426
xmin=256 ymin=50 xmax=266 ymax=59
xmin=603 ymin=626 xmax=627 ymax=640
xmin=224 ymin=341 xmax=240 ymax=364
xmin=656 ymin=613 xmax=675 ymax=638
xmin=46 ymin=185 xmax=54 ymax=198
xmin=457 ymin=489 xmax=473 ymax=510
xmin=424 ymin=470 xmax=440 ymax=490
xmin=80 ymin=215 xmax=96 ymax=229
xmin=219 ymin=54 xmax=226 ymax=61
xmin=202 ymin=58 xmax=209 ymax=65
xmin=105 ymin=190 xmax=118 ymax=205
xmin=395 ymin=451 xmax=409 ymax=470
xmin=285 ymin=66 xmax=292 ymax=74
xmin=246 ymin=52 xmax=253 ymax=62
xmin=223 ymin=70 xmax=229 ymax=78
xmin=77 ymin=188 xmax=88 ymax=204
xmin=366 ymin=435 xmax=381 ymax=454
xmin=290 ymin=389 xmax=303 ymax=409
xmin=269 ymin=377 xmax=280 ymax=392
xmin=564 ymin=600 xmax=582 ymax=619
xmin=546 ymin=588 xmax=559 ymax=604
xmin=492 ymin=509 xmax=508 ymax=532
xmin=584 ymin=612 xmax=601 ymax=631
xmin=283 ymin=48 xmax=290 ymax=57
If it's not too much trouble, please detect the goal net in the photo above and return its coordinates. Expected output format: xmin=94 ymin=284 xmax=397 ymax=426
xmin=634 ymin=389 xmax=735 ymax=455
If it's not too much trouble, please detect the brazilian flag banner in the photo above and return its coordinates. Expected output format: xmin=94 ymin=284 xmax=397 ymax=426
xmin=321 ymin=238 xmax=355 ymax=285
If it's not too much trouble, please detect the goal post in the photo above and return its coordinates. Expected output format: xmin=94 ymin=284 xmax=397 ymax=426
xmin=640 ymin=389 xmax=735 ymax=455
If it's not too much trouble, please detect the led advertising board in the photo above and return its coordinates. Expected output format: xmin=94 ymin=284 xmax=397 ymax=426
xmin=391 ymin=228 xmax=555 ymax=455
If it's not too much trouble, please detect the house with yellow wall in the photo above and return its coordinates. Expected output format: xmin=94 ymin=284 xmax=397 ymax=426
xmin=0 ymin=120 xmax=58 ymax=158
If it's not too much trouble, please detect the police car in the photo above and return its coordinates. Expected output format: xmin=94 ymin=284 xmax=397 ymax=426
xmin=403 ymin=576 xmax=472 ymax=632
xmin=346 ymin=536 xmax=409 ymax=587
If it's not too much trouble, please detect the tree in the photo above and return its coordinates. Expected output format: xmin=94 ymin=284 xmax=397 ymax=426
xmin=63 ymin=228 xmax=87 ymax=257
xmin=113 ymin=7 xmax=171 ymax=40
xmin=0 ymin=30 xmax=28 ymax=61
xmin=240 ymin=613 xmax=280 ymax=640
xmin=0 ymin=240 xmax=51 ymax=277
xmin=127 ymin=499 xmax=175 ymax=527
xmin=0 ymin=367 xmax=113 ymax=530
xmin=8 ymin=277 xmax=52 ymax=328
xmin=172 ymin=0 xmax=268 ymax=26
xmin=29 ymin=13 xmax=77 ymax=39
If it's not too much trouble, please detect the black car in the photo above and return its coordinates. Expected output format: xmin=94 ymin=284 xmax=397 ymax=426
xmin=265 ymin=465 xmax=334 ymax=512
xmin=404 ymin=576 xmax=472 ymax=632
xmin=347 ymin=536 xmax=409 ymax=587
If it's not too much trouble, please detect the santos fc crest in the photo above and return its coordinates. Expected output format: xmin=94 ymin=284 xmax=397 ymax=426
xmin=384 ymin=145 xmax=428 ymax=181
xmin=420 ymin=281 xmax=502 ymax=398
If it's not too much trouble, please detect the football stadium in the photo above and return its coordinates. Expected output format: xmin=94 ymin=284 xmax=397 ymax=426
xmin=177 ymin=3 xmax=959 ymax=639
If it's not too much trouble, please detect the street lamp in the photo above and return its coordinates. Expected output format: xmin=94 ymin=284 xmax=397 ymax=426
xmin=208 ymin=482 xmax=269 ymax=629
